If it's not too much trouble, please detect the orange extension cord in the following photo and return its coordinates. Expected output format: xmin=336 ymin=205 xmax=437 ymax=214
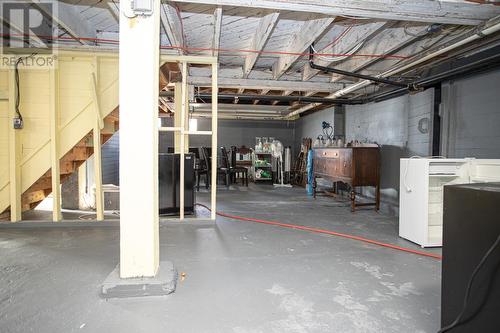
xmin=195 ymin=203 xmax=442 ymax=260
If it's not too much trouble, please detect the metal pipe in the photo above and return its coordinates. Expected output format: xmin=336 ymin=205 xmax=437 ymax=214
xmin=159 ymin=91 xmax=363 ymax=104
xmin=369 ymin=51 xmax=500 ymax=103
xmin=308 ymin=45 xmax=409 ymax=88
xmin=286 ymin=16 xmax=500 ymax=118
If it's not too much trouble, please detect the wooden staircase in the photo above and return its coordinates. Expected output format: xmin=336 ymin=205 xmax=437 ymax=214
xmin=23 ymin=110 xmax=118 ymax=213
xmin=0 ymin=109 xmax=119 ymax=220
xmin=0 ymin=53 xmax=120 ymax=221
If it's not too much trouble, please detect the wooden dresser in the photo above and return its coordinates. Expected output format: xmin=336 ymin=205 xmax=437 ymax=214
xmin=313 ymin=147 xmax=380 ymax=212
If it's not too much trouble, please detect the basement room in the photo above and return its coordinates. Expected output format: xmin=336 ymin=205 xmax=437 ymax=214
xmin=1 ymin=0 xmax=500 ymax=332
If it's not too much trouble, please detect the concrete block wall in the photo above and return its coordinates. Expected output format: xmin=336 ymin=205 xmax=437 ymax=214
xmin=441 ymin=70 xmax=500 ymax=158
xmin=159 ymin=118 xmax=296 ymax=153
xmin=345 ymin=88 xmax=434 ymax=215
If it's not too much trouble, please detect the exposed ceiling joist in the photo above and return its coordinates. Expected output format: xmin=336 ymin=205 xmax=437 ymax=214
xmin=31 ymin=1 xmax=96 ymax=45
xmin=0 ymin=16 xmax=47 ymax=48
xmin=188 ymin=76 xmax=342 ymax=92
xmin=272 ymin=90 xmax=293 ymax=105
xmin=161 ymin=2 xmax=185 ymax=53
xmin=272 ymin=16 xmax=334 ymax=79
xmin=253 ymin=89 xmax=270 ymax=105
xmin=302 ymin=21 xmax=391 ymax=81
xmin=243 ymin=11 xmax=280 ymax=78
xmin=212 ymin=7 xmax=223 ymax=57
xmin=107 ymin=1 xmax=120 ymax=22
xmin=330 ymin=24 xmax=432 ymax=83
xmin=171 ymin=0 xmax=500 ymax=25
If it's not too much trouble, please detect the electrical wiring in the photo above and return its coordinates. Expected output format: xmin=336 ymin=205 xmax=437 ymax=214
xmin=311 ymin=41 xmax=365 ymax=63
xmin=318 ymin=23 xmax=355 ymax=52
xmin=0 ymin=33 xmax=411 ymax=60
xmin=195 ymin=203 xmax=442 ymax=260
xmin=14 ymin=53 xmax=37 ymax=125
xmin=438 ymin=233 xmax=500 ymax=333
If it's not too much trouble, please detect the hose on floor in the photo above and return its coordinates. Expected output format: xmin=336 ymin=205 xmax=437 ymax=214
xmin=195 ymin=203 xmax=442 ymax=260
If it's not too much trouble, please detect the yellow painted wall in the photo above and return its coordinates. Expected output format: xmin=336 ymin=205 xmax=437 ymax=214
xmin=0 ymin=53 xmax=119 ymax=213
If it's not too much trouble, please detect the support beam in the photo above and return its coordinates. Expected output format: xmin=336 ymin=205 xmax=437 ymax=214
xmin=243 ymin=11 xmax=279 ymax=78
xmin=91 ymin=63 xmax=104 ymax=221
xmin=119 ymin=0 xmax=160 ymax=278
xmin=49 ymin=68 xmax=61 ymax=222
xmin=31 ymin=1 xmax=96 ymax=45
xmin=8 ymin=70 xmax=21 ymax=222
xmin=302 ymin=21 xmax=389 ymax=81
xmin=180 ymin=62 xmax=188 ymax=220
xmin=210 ymin=63 xmax=218 ymax=220
xmin=174 ymin=82 xmax=189 ymax=153
xmin=170 ymin=0 xmax=500 ymax=25
xmin=188 ymin=76 xmax=342 ymax=92
xmin=212 ymin=7 xmax=223 ymax=57
xmin=161 ymin=2 xmax=185 ymax=53
xmin=272 ymin=16 xmax=334 ymax=79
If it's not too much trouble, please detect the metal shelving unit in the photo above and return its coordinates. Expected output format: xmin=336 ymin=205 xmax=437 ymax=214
xmin=252 ymin=152 xmax=273 ymax=182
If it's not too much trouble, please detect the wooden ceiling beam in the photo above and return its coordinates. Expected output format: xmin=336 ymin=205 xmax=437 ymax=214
xmin=31 ymin=0 xmax=96 ymax=45
xmin=188 ymin=76 xmax=343 ymax=92
xmin=170 ymin=0 xmax=500 ymax=25
xmin=161 ymin=2 xmax=185 ymax=54
xmin=272 ymin=16 xmax=334 ymax=79
xmin=212 ymin=7 xmax=223 ymax=57
xmin=302 ymin=21 xmax=391 ymax=81
xmin=243 ymin=11 xmax=280 ymax=78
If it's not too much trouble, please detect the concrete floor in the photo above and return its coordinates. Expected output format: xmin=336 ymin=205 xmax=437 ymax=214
xmin=0 ymin=185 xmax=441 ymax=333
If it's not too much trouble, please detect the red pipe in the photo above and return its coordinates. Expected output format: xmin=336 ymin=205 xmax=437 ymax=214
xmin=195 ymin=203 xmax=442 ymax=260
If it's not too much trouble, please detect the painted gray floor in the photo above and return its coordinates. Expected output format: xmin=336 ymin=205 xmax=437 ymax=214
xmin=0 ymin=185 xmax=441 ymax=333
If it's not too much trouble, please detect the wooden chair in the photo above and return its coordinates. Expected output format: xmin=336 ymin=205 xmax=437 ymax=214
xmin=219 ymin=147 xmax=248 ymax=188
xmin=195 ymin=147 xmax=210 ymax=191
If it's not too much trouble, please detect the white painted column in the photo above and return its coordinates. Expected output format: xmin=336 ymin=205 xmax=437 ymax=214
xmin=119 ymin=1 xmax=160 ymax=278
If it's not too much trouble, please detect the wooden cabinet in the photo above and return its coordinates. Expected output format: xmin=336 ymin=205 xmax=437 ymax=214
xmin=313 ymin=147 xmax=380 ymax=212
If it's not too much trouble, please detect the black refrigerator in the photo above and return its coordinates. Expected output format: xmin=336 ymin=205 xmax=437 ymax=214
xmin=159 ymin=153 xmax=195 ymax=215
xmin=441 ymin=183 xmax=500 ymax=332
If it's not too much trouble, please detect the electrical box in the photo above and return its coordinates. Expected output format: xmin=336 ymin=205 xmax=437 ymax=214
xmin=13 ymin=117 xmax=23 ymax=129
xmin=130 ymin=0 xmax=153 ymax=16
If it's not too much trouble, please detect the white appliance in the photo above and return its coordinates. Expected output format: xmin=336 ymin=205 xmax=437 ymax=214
xmin=271 ymin=140 xmax=292 ymax=188
xmin=399 ymin=158 xmax=500 ymax=247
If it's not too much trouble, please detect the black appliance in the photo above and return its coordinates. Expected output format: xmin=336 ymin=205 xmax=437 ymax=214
xmin=441 ymin=183 xmax=500 ymax=332
xmin=159 ymin=153 xmax=195 ymax=215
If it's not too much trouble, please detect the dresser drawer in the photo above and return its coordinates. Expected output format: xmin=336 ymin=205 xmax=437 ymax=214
xmin=315 ymin=149 xmax=340 ymax=159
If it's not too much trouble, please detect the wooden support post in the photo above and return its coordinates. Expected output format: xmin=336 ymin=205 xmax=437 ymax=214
xmin=49 ymin=68 xmax=62 ymax=221
xmin=210 ymin=63 xmax=218 ymax=220
xmin=91 ymin=63 xmax=104 ymax=221
xmin=119 ymin=0 xmax=160 ymax=278
xmin=180 ymin=61 xmax=188 ymax=220
xmin=8 ymin=69 xmax=21 ymax=222
xmin=93 ymin=124 xmax=104 ymax=221
xmin=174 ymin=82 xmax=189 ymax=153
